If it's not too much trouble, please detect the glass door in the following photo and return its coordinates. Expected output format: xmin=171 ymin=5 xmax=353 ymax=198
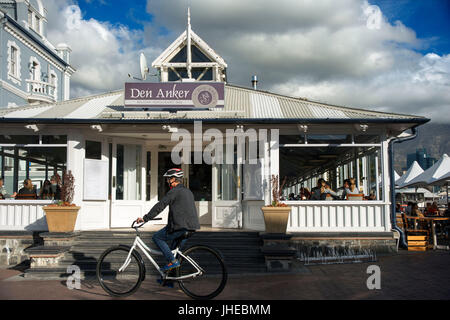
xmin=110 ymin=140 xmax=146 ymax=228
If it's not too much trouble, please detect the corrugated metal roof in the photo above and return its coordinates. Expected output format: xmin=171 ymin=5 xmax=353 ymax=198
xmin=0 ymin=85 xmax=428 ymax=123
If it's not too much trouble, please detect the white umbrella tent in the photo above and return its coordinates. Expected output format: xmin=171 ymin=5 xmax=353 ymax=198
xmin=396 ymin=161 xmax=424 ymax=188
xmin=403 ymin=154 xmax=450 ymax=205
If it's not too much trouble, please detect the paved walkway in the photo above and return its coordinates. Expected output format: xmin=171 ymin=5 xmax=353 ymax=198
xmin=0 ymin=250 xmax=449 ymax=300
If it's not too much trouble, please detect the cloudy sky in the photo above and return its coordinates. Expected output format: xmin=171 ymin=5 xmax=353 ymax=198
xmin=43 ymin=0 xmax=450 ymax=122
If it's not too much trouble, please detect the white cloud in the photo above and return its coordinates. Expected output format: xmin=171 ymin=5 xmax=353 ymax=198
xmin=43 ymin=0 xmax=450 ymax=122
xmin=44 ymin=0 xmax=161 ymax=96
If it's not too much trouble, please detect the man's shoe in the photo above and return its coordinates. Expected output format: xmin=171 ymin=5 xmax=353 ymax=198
xmin=157 ymin=278 xmax=174 ymax=288
xmin=161 ymin=260 xmax=180 ymax=272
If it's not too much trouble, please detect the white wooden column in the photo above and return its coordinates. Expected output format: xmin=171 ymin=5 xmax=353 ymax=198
xmin=67 ymin=130 xmax=85 ymax=230
xmin=269 ymin=129 xmax=279 ymax=202
xmin=381 ymin=135 xmax=392 ymax=231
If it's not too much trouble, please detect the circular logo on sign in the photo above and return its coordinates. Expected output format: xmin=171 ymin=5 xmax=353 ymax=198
xmin=192 ymin=85 xmax=219 ymax=108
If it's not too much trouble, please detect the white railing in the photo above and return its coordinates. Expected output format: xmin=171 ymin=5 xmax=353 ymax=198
xmin=26 ymin=79 xmax=56 ymax=101
xmin=284 ymin=201 xmax=389 ymax=232
xmin=0 ymin=200 xmax=52 ymax=231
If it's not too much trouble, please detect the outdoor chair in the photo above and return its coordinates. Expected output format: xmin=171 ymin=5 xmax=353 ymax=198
xmin=346 ymin=194 xmax=364 ymax=201
xmin=401 ymin=213 xmax=430 ymax=251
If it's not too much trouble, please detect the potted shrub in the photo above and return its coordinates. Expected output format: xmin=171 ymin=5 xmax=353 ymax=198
xmin=43 ymin=171 xmax=80 ymax=233
xmin=261 ymin=175 xmax=291 ymax=233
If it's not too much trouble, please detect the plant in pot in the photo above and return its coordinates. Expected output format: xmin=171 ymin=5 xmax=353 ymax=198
xmin=43 ymin=170 xmax=80 ymax=233
xmin=261 ymin=175 xmax=291 ymax=233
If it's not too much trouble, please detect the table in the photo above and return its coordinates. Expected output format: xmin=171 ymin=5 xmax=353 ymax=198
xmin=404 ymin=215 xmax=450 ymax=250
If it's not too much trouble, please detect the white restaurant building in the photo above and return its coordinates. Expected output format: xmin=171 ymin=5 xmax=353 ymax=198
xmin=0 ymin=17 xmax=429 ymax=237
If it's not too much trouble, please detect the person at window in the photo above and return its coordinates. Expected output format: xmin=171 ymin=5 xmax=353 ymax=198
xmin=430 ymin=202 xmax=439 ymax=215
xmin=338 ymin=179 xmax=351 ymax=200
xmin=49 ymin=176 xmax=61 ymax=200
xmin=299 ymin=187 xmax=311 ymax=200
xmin=343 ymin=178 xmax=361 ymax=200
xmin=321 ymin=181 xmax=338 ymax=200
xmin=411 ymin=203 xmax=424 ymax=218
xmin=39 ymin=180 xmax=52 ymax=200
xmin=16 ymin=179 xmax=37 ymax=200
xmin=135 ymin=168 xmax=200 ymax=275
xmin=310 ymin=178 xmax=325 ymax=200
xmin=0 ymin=178 xmax=16 ymax=199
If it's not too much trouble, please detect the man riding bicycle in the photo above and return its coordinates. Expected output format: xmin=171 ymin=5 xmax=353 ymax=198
xmin=135 ymin=168 xmax=200 ymax=272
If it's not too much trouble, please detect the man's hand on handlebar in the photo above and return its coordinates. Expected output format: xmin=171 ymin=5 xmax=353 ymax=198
xmin=135 ymin=217 xmax=144 ymax=224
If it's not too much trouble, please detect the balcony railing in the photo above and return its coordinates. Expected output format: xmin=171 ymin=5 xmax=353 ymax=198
xmin=26 ymin=79 xmax=56 ymax=103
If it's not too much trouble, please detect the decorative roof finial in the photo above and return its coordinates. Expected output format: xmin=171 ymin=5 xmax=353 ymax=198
xmin=187 ymin=6 xmax=192 ymax=79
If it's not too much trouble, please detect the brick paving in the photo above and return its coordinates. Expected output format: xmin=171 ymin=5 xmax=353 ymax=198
xmin=0 ymin=250 xmax=449 ymax=300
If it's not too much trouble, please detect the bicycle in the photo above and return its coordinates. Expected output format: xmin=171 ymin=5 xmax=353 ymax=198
xmin=96 ymin=218 xmax=227 ymax=300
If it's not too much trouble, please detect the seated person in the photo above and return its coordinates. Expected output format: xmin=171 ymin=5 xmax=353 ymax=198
xmin=338 ymin=179 xmax=351 ymax=200
xmin=443 ymin=203 xmax=450 ymax=217
xmin=299 ymin=187 xmax=311 ymax=200
xmin=0 ymin=178 xmax=16 ymax=199
xmin=405 ymin=201 xmax=414 ymax=215
xmin=49 ymin=175 xmax=62 ymax=200
xmin=288 ymin=193 xmax=296 ymax=200
xmin=366 ymin=193 xmax=377 ymax=200
xmin=345 ymin=178 xmax=360 ymax=196
xmin=430 ymin=202 xmax=439 ymax=215
xmin=16 ymin=179 xmax=37 ymax=200
xmin=425 ymin=202 xmax=432 ymax=214
xmin=310 ymin=178 xmax=325 ymax=200
xmin=321 ymin=181 xmax=338 ymax=200
xmin=411 ymin=203 xmax=424 ymax=218
xmin=39 ymin=180 xmax=52 ymax=200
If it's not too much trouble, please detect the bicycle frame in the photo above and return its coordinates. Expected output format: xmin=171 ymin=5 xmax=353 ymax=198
xmin=118 ymin=235 xmax=204 ymax=280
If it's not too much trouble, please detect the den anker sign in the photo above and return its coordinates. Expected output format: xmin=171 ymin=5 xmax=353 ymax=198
xmin=124 ymin=82 xmax=225 ymax=109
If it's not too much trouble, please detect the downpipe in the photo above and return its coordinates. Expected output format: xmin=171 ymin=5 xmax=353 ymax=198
xmin=388 ymin=126 xmax=418 ymax=249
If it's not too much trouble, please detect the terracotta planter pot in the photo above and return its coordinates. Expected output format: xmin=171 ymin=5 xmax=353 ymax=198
xmin=261 ymin=206 xmax=291 ymax=233
xmin=43 ymin=206 xmax=80 ymax=232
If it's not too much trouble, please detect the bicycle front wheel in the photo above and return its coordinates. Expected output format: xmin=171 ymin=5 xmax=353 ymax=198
xmin=96 ymin=246 xmax=144 ymax=297
xmin=177 ymin=245 xmax=227 ymax=300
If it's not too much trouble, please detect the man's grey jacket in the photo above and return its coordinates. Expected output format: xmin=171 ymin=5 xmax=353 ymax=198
xmin=143 ymin=184 xmax=200 ymax=233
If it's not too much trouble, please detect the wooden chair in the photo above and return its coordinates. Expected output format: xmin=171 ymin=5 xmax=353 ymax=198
xmin=15 ymin=193 xmax=37 ymax=200
xmin=346 ymin=194 xmax=364 ymax=201
xmin=396 ymin=213 xmax=404 ymax=230
xmin=401 ymin=213 xmax=429 ymax=251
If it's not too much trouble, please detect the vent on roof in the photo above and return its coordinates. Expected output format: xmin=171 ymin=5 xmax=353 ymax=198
xmin=251 ymin=75 xmax=258 ymax=90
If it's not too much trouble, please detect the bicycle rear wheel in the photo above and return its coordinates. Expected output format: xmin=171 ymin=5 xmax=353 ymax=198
xmin=96 ymin=246 xmax=144 ymax=297
xmin=177 ymin=245 xmax=227 ymax=300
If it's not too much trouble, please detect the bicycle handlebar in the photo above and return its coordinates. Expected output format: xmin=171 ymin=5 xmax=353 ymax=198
xmin=131 ymin=218 xmax=162 ymax=229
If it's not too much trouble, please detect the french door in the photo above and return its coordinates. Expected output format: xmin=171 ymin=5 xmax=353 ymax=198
xmin=110 ymin=138 xmax=148 ymax=228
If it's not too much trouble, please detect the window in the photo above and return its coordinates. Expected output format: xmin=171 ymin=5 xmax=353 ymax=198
xmin=7 ymin=41 xmax=21 ymax=83
xmin=116 ymin=144 xmax=141 ymax=201
xmin=28 ymin=10 xmax=32 ymax=27
xmin=10 ymin=47 xmax=18 ymax=77
xmin=0 ymin=135 xmax=68 ymax=200
xmin=189 ymin=152 xmax=212 ymax=201
xmin=34 ymin=15 xmax=40 ymax=34
xmin=31 ymin=61 xmax=39 ymax=81
xmin=85 ymin=140 xmax=102 ymax=160
xmin=279 ymin=133 xmax=382 ymax=201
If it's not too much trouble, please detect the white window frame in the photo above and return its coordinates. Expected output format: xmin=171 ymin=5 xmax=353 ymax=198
xmin=29 ymin=57 xmax=41 ymax=82
xmin=7 ymin=41 xmax=21 ymax=85
xmin=279 ymin=133 xmax=383 ymax=202
xmin=49 ymin=69 xmax=58 ymax=99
